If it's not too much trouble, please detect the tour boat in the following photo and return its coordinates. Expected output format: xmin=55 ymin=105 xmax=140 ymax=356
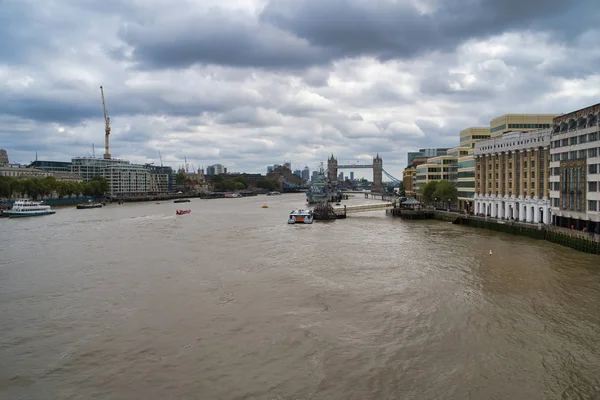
xmin=8 ymin=199 xmax=56 ymax=218
xmin=287 ymin=209 xmax=313 ymax=224
xmin=176 ymin=209 xmax=191 ymax=215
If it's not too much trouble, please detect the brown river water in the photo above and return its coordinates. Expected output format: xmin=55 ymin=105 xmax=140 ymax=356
xmin=1 ymin=193 xmax=599 ymax=400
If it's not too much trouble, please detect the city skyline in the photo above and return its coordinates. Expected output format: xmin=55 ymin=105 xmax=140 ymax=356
xmin=1 ymin=0 xmax=599 ymax=179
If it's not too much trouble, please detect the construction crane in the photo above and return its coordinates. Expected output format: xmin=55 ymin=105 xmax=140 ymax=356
xmin=100 ymin=86 xmax=111 ymax=159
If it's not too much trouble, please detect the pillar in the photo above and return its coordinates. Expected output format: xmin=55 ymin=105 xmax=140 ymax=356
xmin=505 ymin=202 xmax=510 ymax=220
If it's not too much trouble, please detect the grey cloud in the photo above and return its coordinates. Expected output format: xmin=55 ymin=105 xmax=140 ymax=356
xmin=118 ymin=8 xmax=329 ymax=70
xmin=260 ymin=0 xmax=597 ymax=63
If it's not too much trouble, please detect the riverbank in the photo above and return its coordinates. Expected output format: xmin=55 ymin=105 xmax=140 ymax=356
xmin=447 ymin=213 xmax=600 ymax=255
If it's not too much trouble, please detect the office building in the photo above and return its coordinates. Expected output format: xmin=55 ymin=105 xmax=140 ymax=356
xmin=455 ymin=128 xmax=491 ymax=210
xmin=407 ymin=148 xmax=449 ymax=165
xmin=302 ymin=166 xmax=310 ymax=181
xmin=414 ymin=155 xmax=457 ymax=193
xmin=456 ymin=150 xmax=476 ymax=212
xmin=207 ymin=164 xmax=227 ymax=176
xmin=474 ymin=128 xmax=552 ymax=223
xmin=71 ymin=157 xmax=170 ymax=195
xmin=549 ymin=103 xmax=600 ymax=232
xmin=490 ymin=114 xmax=558 ymax=137
xmin=460 ymin=127 xmax=491 ymax=148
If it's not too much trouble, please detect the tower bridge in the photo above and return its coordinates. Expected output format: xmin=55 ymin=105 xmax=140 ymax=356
xmin=327 ymin=154 xmax=384 ymax=192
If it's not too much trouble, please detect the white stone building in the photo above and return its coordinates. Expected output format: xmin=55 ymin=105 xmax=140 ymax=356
xmin=474 ymin=128 xmax=552 ymax=224
xmin=549 ymin=103 xmax=600 ymax=232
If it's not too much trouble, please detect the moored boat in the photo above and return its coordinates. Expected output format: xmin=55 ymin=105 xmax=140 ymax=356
xmin=77 ymin=200 xmax=103 ymax=209
xmin=287 ymin=209 xmax=313 ymax=224
xmin=7 ymin=199 xmax=56 ymax=218
xmin=174 ymin=199 xmax=191 ymax=203
xmin=225 ymin=193 xmax=242 ymax=198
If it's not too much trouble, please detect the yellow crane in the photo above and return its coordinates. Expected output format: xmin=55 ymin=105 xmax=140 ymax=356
xmin=100 ymin=86 xmax=111 ymax=159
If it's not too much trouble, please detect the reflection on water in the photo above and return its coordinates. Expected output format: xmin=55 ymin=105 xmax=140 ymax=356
xmin=1 ymin=193 xmax=599 ymax=399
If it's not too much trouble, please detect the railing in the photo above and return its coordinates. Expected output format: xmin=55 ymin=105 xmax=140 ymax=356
xmin=332 ymin=202 xmax=394 ymax=214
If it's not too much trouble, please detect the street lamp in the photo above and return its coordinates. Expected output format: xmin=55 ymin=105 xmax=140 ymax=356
xmin=448 ymin=198 xmax=451 ymax=212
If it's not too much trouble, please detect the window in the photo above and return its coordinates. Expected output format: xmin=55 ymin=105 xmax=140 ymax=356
xmin=589 ymin=148 xmax=598 ymax=158
xmin=588 ymin=200 xmax=598 ymax=212
xmin=589 ymin=182 xmax=598 ymax=192
xmin=589 ymin=164 xmax=598 ymax=174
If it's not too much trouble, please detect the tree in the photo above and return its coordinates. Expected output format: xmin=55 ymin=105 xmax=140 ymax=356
xmin=256 ymin=179 xmax=279 ymax=191
xmin=175 ymin=171 xmax=186 ymax=185
xmin=420 ymin=181 xmax=438 ymax=204
xmin=433 ymin=180 xmax=458 ymax=206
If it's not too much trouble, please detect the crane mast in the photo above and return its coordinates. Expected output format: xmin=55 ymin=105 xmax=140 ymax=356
xmin=100 ymin=86 xmax=111 ymax=159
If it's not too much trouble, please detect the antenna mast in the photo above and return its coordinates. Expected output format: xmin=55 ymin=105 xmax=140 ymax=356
xmin=100 ymin=86 xmax=111 ymax=159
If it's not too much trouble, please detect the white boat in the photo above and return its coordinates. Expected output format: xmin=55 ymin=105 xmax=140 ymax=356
xmin=288 ymin=209 xmax=313 ymax=224
xmin=8 ymin=199 xmax=56 ymax=218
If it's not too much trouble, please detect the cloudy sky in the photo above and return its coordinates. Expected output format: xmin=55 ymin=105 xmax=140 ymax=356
xmin=1 ymin=0 xmax=599 ymax=178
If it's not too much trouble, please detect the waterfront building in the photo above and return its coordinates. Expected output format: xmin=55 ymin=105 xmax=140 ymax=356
xmin=490 ymin=114 xmax=558 ymax=137
xmin=0 ymin=165 xmax=50 ymax=179
xmin=403 ymin=167 xmax=416 ymax=196
xmin=549 ymin=103 xmax=600 ymax=232
xmin=474 ymin=128 xmax=551 ymax=224
xmin=71 ymin=157 xmax=170 ymax=195
xmin=105 ymin=164 xmax=152 ymax=195
xmin=28 ymin=160 xmax=72 ymax=174
xmin=457 ymin=149 xmax=476 ymax=212
xmin=414 ymin=155 xmax=457 ymax=194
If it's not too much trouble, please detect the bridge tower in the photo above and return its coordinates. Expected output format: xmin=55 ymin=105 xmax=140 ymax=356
xmin=372 ymin=153 xmax=383 ymax=192
xmin=327 ymin=154 xmax=338 ymax=182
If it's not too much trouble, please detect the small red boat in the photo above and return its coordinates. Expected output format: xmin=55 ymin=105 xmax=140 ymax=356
xmin=176 ymin=209 xmax=191 ymax=215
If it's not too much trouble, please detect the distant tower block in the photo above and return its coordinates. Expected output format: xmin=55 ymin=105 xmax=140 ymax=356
xmin=372 ymin=153 xmax=383 ymax=192
xmin=327 ymin=154 xmax=338 ymax=182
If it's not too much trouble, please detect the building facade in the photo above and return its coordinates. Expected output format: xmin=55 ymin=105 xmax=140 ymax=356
xmin=457 ymin=150 xmax=476 ymax=212
xmin=403 ymin=167 xmax=416 ymax=196
xmin=490 ymin=114 xmax=558 ymax=137
xmin=549 ymin=103 xmax=600 ymax=232
xmin=415 ymin=155 xmax=457 ymax=194
xmin=407 ymin=148 xmax=449 ymax=165
xmin=207 ymin=164 xmax=227 ymax=176
xmin=71 ymin=157 xmax=170 ymax=195
xmin=0 ymin=149 xmax=9 ymax=167
xmin=460 ymin=127 xmax=490 ymax=148
xmin=474 ymin=128 xmax=551 ymax=224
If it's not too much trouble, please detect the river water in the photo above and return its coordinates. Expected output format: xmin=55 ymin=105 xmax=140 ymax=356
xmin=1 ymin=193 xmax=599 ymax=400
